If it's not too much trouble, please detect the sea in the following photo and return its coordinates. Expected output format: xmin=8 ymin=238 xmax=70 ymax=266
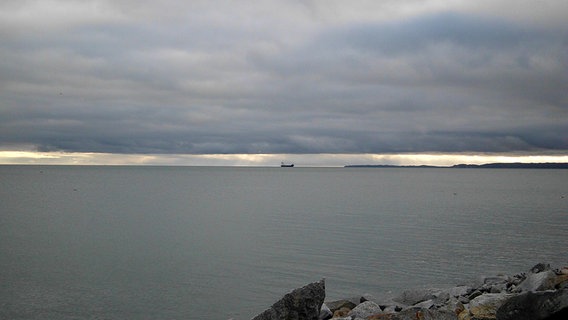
xmin=1 ymin=165 xmax=566 ymax=319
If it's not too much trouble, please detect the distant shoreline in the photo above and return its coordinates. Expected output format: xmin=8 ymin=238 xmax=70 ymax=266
xmin=345 ymin=162 xmax=568 ymax=169
xmin=1 ymin=162 xmax=568 ymax=169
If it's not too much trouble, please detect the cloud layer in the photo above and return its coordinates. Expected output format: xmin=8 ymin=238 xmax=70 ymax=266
xmin=1 ymin=0 xmax=567 ymax=157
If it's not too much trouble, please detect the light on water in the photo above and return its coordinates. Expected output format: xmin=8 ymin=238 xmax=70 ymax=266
xmin=0 ymin=166 xmax=566 ymax=319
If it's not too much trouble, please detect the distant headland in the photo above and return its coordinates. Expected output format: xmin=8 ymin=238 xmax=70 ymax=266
xmin=345 ymin=162 xmax=568 ymax=169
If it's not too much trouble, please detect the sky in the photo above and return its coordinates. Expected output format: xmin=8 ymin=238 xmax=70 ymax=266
xmin=1 ymin=0 xmax=567 ymax=166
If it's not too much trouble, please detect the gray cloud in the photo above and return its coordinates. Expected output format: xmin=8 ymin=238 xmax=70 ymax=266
xmin=1 ymin=2 xmax=567 ymax=156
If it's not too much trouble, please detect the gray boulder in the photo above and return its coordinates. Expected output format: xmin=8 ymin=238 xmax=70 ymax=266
xmin=490 ymin=283 xmax=508 ymax=293
xmin=319 ymin=304 xmax=332 ymax=320
xmin=347 ymin=301 xmax=383 ymax=319
xmin=516 ymin=270 xmax=557 ymax=292
xmin=496 ymin=288 xmax=568 ymax=320
xmin=373 ymin=296 xmax=405 ymax=312
xmin=468 ymin=293 xmax=515 ymax=320
xmin=530 ymin=263 xmax=551 ymax=274
xmin=252 ymin=279 xmax=325 ymax=320
xmin=468 ymin=289 xmax=483 ymax=300
xmin=444 ymin=285 xmax=472 ymax=298
xmin=412 ymin=299 xmax=435 ymax=310
xmin=324 ymin=298 xmax=357 ymax=313
xmin=438 ymin=297 xmax=465 ymax=315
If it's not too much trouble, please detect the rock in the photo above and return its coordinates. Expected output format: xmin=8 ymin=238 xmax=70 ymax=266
xmin=445 ymin=286 xmax=473 ymax=298
xmin=361 ymin=293 xmax=377 ymax=303
xmin=458 ymin=309 xmax=471 ymax=320
xmin=366 ymin=308 xmax=458 ymax=320
xmin=468 ymin=290 xmax=483 ymax=300
xmin=468 ymin=293 xmax=514 ymax=319
xmin=382 ymin=305 xmax=399 ymax=313
xmin=510 ymin=273 xmax=526 ymax=287
xmin=475 ymin=275 xmax=510 ymax=290
xmin=458 ymin=296 xmax=470 ymax=304
xmin=554 ymin=274 xmax=568 ymax=287
xmin=367 ymin=314 xmax=399 ymax=320
xmin=319 ymin=304 xmax=332 ymax=320
xmin=489 ymin=283 xmax=507 ymax=293
xmin=252 ymin=264 xmax=568 ymax=320
xmin=496 ymin=288 xmax=568 ymax=320
xmin=393 ymin=288 xmax=437 ymax=306
xmin=375 ymin=296 xmax=405 ymax=312
xmin=439 ymin=297 xmax=465 ymax=315
xmin=516 ymin=270 xmax=557 ymax=292
xmin=325 ymin=299 xmax=357 ymax=313
xmin=347 ymin=301 xmax=383 ymax=319
xmin=412 ymin=299 xmax=435 ymax=310
xmin=252 ymin=279 xmax=325 ymax=320
xmin=332 ymin=307 xmax=351 ymax=318
xmin=530 ymin=263 xmax=551 ymax=274
xmin=396 ymin=308 xmax=458 ymax=320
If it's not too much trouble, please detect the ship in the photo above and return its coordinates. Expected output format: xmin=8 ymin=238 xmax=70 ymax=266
xmin=280 ymin=162 xmax=294 ymax=167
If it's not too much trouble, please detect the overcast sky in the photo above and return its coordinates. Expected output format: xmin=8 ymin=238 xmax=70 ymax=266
xmin=1 ymin=0 xmax=567 ymax=165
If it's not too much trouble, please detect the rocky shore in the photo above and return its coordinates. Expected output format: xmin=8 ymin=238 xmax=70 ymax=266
xmin=251 ymin=263 xmax=568 ymax=320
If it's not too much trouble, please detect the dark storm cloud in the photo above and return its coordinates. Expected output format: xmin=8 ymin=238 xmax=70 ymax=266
xmin=248 ymin=12 xmax=568 ymax=153
xmin=1 ymin=2 xmax=567 ymax=155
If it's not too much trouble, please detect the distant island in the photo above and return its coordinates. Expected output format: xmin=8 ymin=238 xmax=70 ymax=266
xmin=451 ymin=162 xmax=568 ymax=169
xmin=345 ymin=162 xmax=568 ymax=169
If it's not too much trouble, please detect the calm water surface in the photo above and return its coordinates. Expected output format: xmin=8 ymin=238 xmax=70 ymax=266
xmin=1 ymin=166 xmax=567 ymax=319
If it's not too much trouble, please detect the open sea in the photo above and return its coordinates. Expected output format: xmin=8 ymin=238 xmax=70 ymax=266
xmin=1 ymin=165 xmax=567 ymax=319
